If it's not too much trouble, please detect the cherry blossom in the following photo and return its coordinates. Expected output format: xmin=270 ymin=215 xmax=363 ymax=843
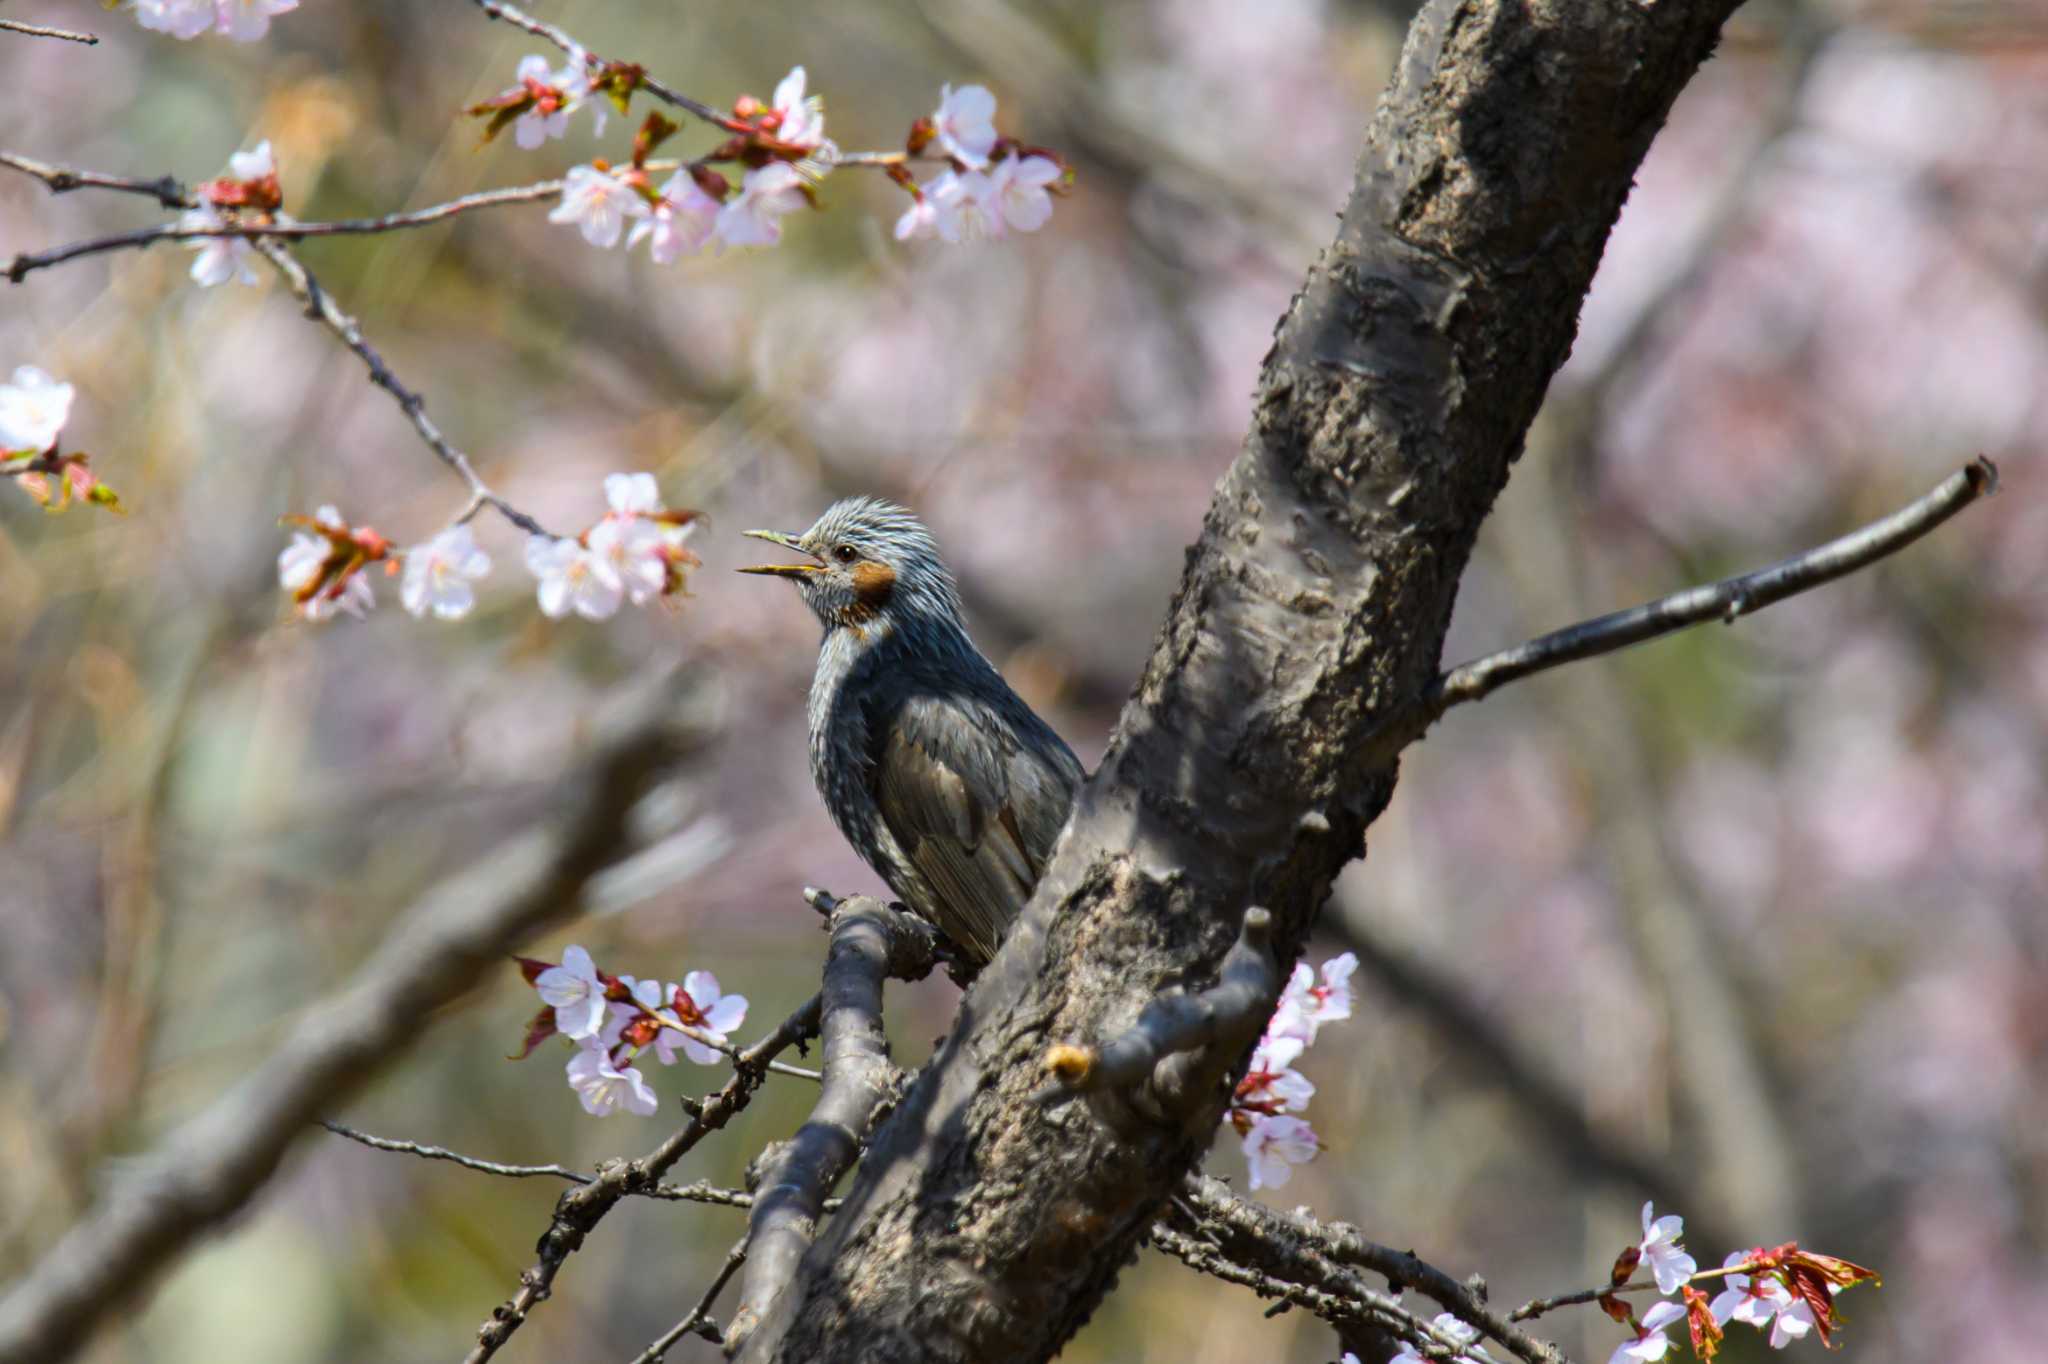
xmin=1710 ymin=1251 xmax=1791 ymax=1328
xmin=549 ymin=164 xmax=649 ymax=248
xmin=534 ymin=945 xmax=610 ymax=1040
xmin=1636 ymin=1202 xmax=1698 ymax=1295
xmin=928 ymin=169 xmax=999 ymax=243
xmin=715 ymin=163 xmax=808 ymax=249
xmin=894 ymin=193 xmax=942 ymax=243
xmin=1609 ymin=1301 xmax=1687 ymax=1364
xmin=133 ymin=0 xmax=216 ymax=40
xmin=666 ymin=970 xmax=747 ymax=1064
xmin=770 ymin=66 xmax=828 ymax=150
xmin=228 ymin=139 xmax=275 ymax=183
xmin=276 ymin=504 xmax=380 ymax=621
xmin=1768 ymin=1297 xmax=1818 ymax=1349
xmin=1390 ymin=1313 xmax=1493 ymax=1364
xmin=629 ymin=171 xmax=722 ymax=262
xmin=1241 ymin=1112 xmax=1319 ymax=1190
xmin=0 ymin=366 xmax=76 ymax=455
xmin=179 ymin=203 xmax=261 ymax=287
xmin=510 ymin=56 xmax=572 ymax=149
xmin=1270 ymin=951 xmax=1358 ymax=1043
xmin=525 ymin=535 xmax=624 ymax=621
xmin=931 ymin=83 xmax=998 ymax=168
xmin=1237 ymin=1034 xmax=1315 ymax=1114
xmin=988 ymin=154 xmax=1062 ymax=234
xmin=566 ymin=1046 xmax=658 ymax=1117
xmin=215 ymin=0 xmax=297 ymax=42
xmin=400 ymin=525 xmax=492 ymax=620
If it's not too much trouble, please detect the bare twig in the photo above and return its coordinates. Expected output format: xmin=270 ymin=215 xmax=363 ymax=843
xmin=463 ymin=994 xmax=826 ymax=1364
xmin=1 ymin=150 xmax=189 ymax=207
xmin=250 ymin=239 xmax=555 ymax=538
xmin=0 ymin=17 xmax=97 ymax=44
xmin=1178 ymin=1174 xmax=1569 ymax=1364
xmin=3 ymin=180 xmax=564 ymax=282
xmin=723 ymin=896 xmax=938 ymax=1358
xmin=1041 ymin=906 xmax=1281 ymax=1124
xmin=633 ymin=1240 xmax=748 ymax=1363
xmin=1418 ymin=457 xmax=1997 ymax=726
xmin=0 ymin=679 xmax=710 ymax=1363
xmin=318 ymin=1120 xmax=803 ymax=1211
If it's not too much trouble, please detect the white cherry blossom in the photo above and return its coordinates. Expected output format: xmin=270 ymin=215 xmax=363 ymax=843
xmin=133 ymin=0 xmax=216 ymax=39
xmin=1391 ymin=1313 xmax=1494 ymax=1364
xmin=675 ymin=970 xmax=748 ymax=1065
xmin=989 ymin=153 xmax=1061 ymax=233
xmin=1608 ymin=1301 xmax=1686 ymax=1364
xmin=1769 ymin=1297 xmax=1817 ymax=1349
xmin=931 ymin=83 xmax=998 ymax=168
xmin=1270 ymin=951 xmax=1357 ymax=1044
xmin=179 ymin=203 xmax=261 ymax=287
xmin=535 ymin=944 xmax=610 ymax=1040
xmin=549 ymin=164 xmax=649 ymax=248
xmin=566 ymin=1047 xmax=658 ymax=1117
xmin=894 ymin=193 xmax=942 ymax=242
xmin=1240 ymin=1034 xmax=1315 ymax=1113
xmin=629 ymin=172 xmax=722 ymax=262
xmin=715 ymin=163 xmax=807 ymax=249
xmin=0 ymin=366 xmax=75 ymax=454
xmin=1636 ymin=1202 xmax=1698 ymax=1295
xmin=1242 ymin=1113 xmax=1319 ymax=1190
xmin=770 ymin=66 xmax=827 ymax=149
xmin=302 ymin=569 xmax=375 ymax=622
xmin=525 ymin=535 xmax=624 ymax=621
xmin=227 ymin=139 xmax=275 ymax=182
xmin=401 ymin=524 xmax=492 ymax=620
xmin=930 ymin=169 xmax=999 ymax=243
xmin=215 ymin=0 xmax=297 ymax=42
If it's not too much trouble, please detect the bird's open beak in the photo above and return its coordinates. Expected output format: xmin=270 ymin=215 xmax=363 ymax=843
xmin=737 ymin=528 xmax=821 ymax=578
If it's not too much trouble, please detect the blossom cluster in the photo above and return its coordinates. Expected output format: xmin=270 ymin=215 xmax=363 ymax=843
xmin=178 ymin=141 xmax=282 ymax=289
xmin=1 ymin=365 xmax=121 ymax=513
xmin=512 ymin=945 xmax=749 ymax=1117
xmin=1345 ymin=1312 xmax=1497 ymax=1364
xmin=1600 ymin=1206 xmax=1879 ymax=1364
xmin=1225 ymin=951 xmax=1357 ymax=1190
xmin=133 ymin=0 xmax=296 ymax=43
xmin=893 ymin=84 xmax=1064 ymax=245
xmin=273 ymin=473 xmax=699 ymax=625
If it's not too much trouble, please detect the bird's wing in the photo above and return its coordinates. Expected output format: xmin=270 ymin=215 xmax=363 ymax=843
xmin=870 ymin=691 xmax=1077 ymax=964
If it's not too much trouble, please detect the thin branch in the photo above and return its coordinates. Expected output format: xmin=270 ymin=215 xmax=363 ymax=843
xmin=1178 ymin=1174 xmax=1569 ymax=1364
xmin=1418 ymin=457 xmax=1997 ymax=725
xmin=632 ymin=1240 xmax=747 ymax=1363
xmin=250 ymin=239 xmax=556 ymax=539
xmin=723 ymin=896 xmax=938 ymax=1357
xmin=1040 ymin=906 xmax=1280 ymax=1124
xmin=468 ymin=0 xmax=725 ymax=125
xmin=3 ymin=180 xmax=564 ymax=282
xmin=463 ymin=994 xmax=825 ymax=1364
xmin=0 ymin=17 xmax=97 ymax=44
xmin=1 ymin=149 xmax=190 ymax=207
xmin=0 ymin=677 xmax=710 ymax=1363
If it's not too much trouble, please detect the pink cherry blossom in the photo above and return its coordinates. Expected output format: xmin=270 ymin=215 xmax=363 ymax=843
xmin=566 ymin=1047 xmax=658 ymax=1117
xmin=534 ymin=945 xmax=609 ymax=1040
xmin=629 ymin=172 xmax=722 ymax=262
xmin=715 ymin=164 xmax=808 ymax=249
xmin=930 ymin=169 xmax=999 ymax=243
xmin=549 ymin=165 xmax=649 ymax=248
xmin=133 ymin=0 xmax=216 ymax=39
xmin=894 ymin=193 xmax=942 ymax=242
xmin=1242 ymin=1113 xmax=1319 ymax=1190
xmin=1768 ymin=1297 xmax=1818 ymax=1349
xmin=931 ymin=83 xmax=998 ymax=168
xmin=227 ymin=139 xmax=275 ymax=182
xmin=988 ymin=154 xmax=1061 ymax=234
xmin=509 ymin=55 xmax=571 ymax=149
xmin=1711 ymin=1251 xmax=1793 ymax=1329
xmin=1637 ymin=1202 xmax=1698 ymax=1295
xmin=1390 ymin=1313 xmax=1493 ymax=1364
xmin=1238 ymin=1033 xmax=1315 ymax=1114
xmin=1270 ymin=951 xmax=1358 ymax=1043
xmin=0 ymin=366 xmax=75 ymax=454
xmin=525 ymin=536 xmax=624 ymax=621
xmin=1608 ymin=1300 xmax=1686 ymax=1364
xmin=400 ymin=525 xmax=492 ymax=620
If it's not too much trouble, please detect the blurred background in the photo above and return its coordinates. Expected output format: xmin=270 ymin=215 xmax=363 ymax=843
xmin=3 ymin=0 xmax=2045 ymax=1360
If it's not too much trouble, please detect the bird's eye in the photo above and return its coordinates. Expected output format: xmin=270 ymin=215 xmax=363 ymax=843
xmin=833 ymin=544 xmax=857 ymax=564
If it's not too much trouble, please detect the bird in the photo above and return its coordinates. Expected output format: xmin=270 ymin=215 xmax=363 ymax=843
xmin=739 ymin=497 xmax=1084 ymax=968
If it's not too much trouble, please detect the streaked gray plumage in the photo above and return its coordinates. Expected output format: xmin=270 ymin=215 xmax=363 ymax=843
xmin=740 ymin=498 xmax=1083 ymax=967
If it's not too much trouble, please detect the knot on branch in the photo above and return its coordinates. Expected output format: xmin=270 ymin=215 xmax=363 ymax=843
xmin=1040 ymin=906 xmax=1282 ymax=1131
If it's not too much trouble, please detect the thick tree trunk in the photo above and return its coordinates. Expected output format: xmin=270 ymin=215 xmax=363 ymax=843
xmin=747 ymin=2 xmax=1744 ymax=1359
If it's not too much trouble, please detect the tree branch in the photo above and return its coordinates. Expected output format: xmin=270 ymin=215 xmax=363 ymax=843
xmin=467 ymin=0 xmax=728 ymax=127
xmin=463 ymin=994 xmax=826 ymax=1364
xmin=0 ymin=676 xmax=712 ymax=1363
xmin=752 ymin=4 xmax=1752 ymax=1359
xmin=723 ymin=895 xmax=938 ymax=1357
xmin=0 ymin=18 xmax=97 ymax=44
xmin=1419 ymin=456 xmax=1997 ymax=723
xmin=633 ymin=1240 xmax=749 ymax=1363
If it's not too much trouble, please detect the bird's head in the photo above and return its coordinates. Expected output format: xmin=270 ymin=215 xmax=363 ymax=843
xmin=739 ymin=497 xmax=965 ymax=636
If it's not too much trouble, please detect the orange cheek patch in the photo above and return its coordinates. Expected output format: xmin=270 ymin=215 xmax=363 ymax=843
xmin=847 ymin=561 xmax=896 ymax=621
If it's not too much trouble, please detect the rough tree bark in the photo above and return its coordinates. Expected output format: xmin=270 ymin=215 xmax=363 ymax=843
xmin=744 ymin=2 xmax=1747 ymax=1360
